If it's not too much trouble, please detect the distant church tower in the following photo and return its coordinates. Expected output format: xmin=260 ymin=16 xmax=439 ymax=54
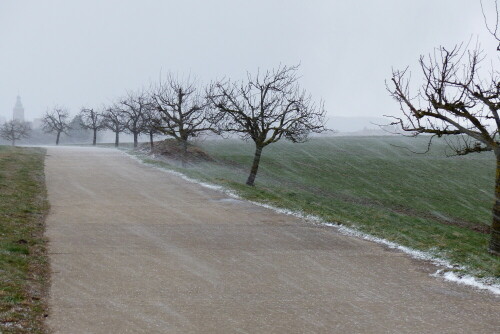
xmin=13 ymin=96 xmax=25 ymax=122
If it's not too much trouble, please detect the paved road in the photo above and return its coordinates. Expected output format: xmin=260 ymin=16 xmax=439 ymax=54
xmin=45 ymin=146 xmax=499 ymax=333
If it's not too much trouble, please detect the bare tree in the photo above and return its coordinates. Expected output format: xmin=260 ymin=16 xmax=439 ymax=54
xmin=0 ymin=120 xmax=31 ymax=146
xmin=119 ymin=90 xmax=150 ymax=148
xmin=141 ymin=108 xmax=161 ymax=150
xmin=150 ymin=75 xmax=217 ymax=152
xmin=103 ymin=105 xmax=126 ymax=147
xmin=207 ymin=65 xmax=326 ymax=186
xmin=79 ymin=107 xmax=105 ymax=145
xmin=42 ymin=107 xmax=71 ymax=145
xmin=387 ymin=44 xmax=500 ymax=255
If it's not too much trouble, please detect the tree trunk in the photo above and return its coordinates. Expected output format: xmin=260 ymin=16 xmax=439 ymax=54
xmin=133 ymin=133 xmax=138 ymax=148
xmin=489 ymin=156 xmax=500 ymax=255
xmin=181 ymin=139 xmax=188 ymax=153
xmin=93 ymin=129 xmax=97 ymax=145
xmin=56 ymin=132 xmax=61 ymax=145
xmin=150 ymin=132 xmax=154 ymax=150
xmin=180 ymin=138 xmax=188 ymax=167
xmin=11 ymin=139 xmax=15 ymax=146
xmin=246 ymin=144 xmax=264 ymax=186
xmin=115 ymin=131 xmax=119 ymax=147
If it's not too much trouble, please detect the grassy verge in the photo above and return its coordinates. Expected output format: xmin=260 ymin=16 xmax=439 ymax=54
xmin=127 ymin=136 xmax=499 ymax=282
xmin=0 ymin=146 xmax=49 ymax=333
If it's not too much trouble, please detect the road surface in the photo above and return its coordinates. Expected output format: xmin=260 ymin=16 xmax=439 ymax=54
xmin=45 ymin=146 xmax=499 ymax=333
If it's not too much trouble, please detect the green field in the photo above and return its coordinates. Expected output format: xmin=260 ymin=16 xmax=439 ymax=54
xmin=0 ymin=147 xmax=49 ymax=333
xmin=135 ymin=136 xmax=499 ymax=280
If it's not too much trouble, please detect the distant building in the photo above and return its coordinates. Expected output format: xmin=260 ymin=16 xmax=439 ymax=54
xmin=13 ymin=96 xmax=25 ymax=122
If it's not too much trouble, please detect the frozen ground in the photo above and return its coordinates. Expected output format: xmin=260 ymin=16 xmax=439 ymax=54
xmin=45 ymin=146 xmax=499 ymax=333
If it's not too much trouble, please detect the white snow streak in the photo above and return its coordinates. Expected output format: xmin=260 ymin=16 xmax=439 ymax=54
xmin=431 ymin=270 xmax=500 ymax=295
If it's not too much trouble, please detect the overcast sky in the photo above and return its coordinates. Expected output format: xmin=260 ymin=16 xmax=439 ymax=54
xmin=0 ymin=0 xmax=498 ymax=128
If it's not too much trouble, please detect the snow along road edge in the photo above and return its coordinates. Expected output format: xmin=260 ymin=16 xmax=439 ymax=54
xmin=120 ymin=148 xmax=500 ymax=296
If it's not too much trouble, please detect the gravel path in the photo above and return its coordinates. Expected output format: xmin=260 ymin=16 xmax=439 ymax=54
xmin=45 ymin=146 xmax=499 ymax=333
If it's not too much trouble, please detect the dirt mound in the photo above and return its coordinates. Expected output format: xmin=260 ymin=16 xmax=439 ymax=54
xmin=142 ymin=139 xmax=214 ymax=162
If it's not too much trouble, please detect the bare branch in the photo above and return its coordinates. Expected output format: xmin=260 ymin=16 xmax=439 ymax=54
xmin=387 ymin=44 xmax=500 ymax=157
xmin=481 ymin=0 xmax=500 ymax=50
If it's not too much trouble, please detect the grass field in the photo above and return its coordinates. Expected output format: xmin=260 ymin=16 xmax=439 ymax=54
xmin=133 ymin=136 xmax=499 ymax=281
xmin=0 ymin=146 xmax=49 ymax=333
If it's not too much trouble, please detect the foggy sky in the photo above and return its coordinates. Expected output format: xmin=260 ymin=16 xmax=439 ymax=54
xmin=0 ymin=0 xmax=498 ymax=129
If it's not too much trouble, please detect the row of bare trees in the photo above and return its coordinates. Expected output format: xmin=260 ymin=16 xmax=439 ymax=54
xmin=38 ymin=66 xmax=326 ymax=186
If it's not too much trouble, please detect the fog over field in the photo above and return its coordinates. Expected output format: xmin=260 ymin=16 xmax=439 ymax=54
xmin=0 ymin=0 xmax=498 ymax=131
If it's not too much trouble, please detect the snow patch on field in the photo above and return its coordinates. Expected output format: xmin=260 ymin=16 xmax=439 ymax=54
xmin=122 ymin=149 xmax=500 ymax=296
